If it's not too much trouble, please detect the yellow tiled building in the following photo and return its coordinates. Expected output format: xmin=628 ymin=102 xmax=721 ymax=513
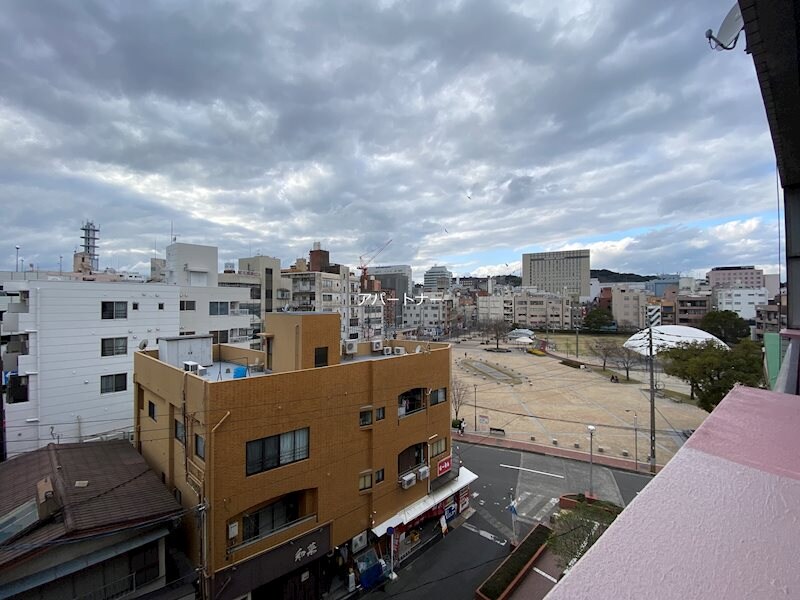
xmin=134 ymin=312 xmax=474 ymax=599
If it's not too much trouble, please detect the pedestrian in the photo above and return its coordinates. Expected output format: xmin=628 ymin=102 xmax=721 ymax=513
xmin=459 ymin=418 xmax=465 ymax=436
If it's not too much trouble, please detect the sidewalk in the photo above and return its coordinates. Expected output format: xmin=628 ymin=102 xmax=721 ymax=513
xmin=454 ymin=429 xmax=662 ymax=474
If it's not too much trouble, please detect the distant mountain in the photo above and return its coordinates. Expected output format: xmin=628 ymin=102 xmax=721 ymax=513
xmin=591 ymin=269 xmax=658 ymax=283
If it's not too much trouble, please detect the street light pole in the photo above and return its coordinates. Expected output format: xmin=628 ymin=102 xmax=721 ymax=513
xmin=626 ymin=410 xmax=638 ymax=471
xmin=15 ymin=246 xmax=20 ymax=273
xmin=587 ymin=425 xmax=596 ymax=497
xmin=648 ymin=325 xmax=657 ymax=474
xmin=473 ymin=384 xmax=478 ymax=433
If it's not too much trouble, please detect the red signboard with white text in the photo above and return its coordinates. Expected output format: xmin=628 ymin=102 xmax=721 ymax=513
xmin=437 ymin=455 xmax=452 ymax=477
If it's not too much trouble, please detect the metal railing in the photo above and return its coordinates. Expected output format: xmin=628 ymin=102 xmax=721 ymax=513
xmin=227 ymin=514 xmax=317 ymax=555
xmin=75 ymin=572 xmax=135 ymax=600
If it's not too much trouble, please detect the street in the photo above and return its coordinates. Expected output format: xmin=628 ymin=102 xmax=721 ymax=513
xmin=372 ymin=443 xmax=653 ymax=599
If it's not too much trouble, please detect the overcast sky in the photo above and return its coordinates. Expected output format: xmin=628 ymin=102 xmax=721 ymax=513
xmin=0 ymin=0 xmax=783 ymax=282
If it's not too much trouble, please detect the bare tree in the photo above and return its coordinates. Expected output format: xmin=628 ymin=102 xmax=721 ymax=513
xmin=479 ymin=319 xmax=511 ymax=350
xmin=613 ymin=344 xmax=641 ymax=381
xmin=451 ymin=377 xmax=469 ymax=422
xmin=590 ymin=339 xmax=618 ymax=370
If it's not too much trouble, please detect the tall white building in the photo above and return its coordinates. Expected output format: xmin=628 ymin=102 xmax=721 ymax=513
xmin=1 ymin=280 xmax=180 ymax=458
xmin=423 ymin=265 xmax=453 ymax=292
xmin=611 ymin=287 xmax=651 ymax=330
xmin=522 ymin=250 xmax=590 ymax=297
xmin=165 ymin=243 xmax=252 ymax=346
xmin=477 ymin=292 xmax=573 ymax=329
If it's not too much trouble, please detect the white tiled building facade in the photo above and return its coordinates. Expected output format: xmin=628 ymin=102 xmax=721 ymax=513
xmin=1 ymin=280 xmax=179 ymax=457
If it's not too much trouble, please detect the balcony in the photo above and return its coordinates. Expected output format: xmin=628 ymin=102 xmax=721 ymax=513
xmin=398 ymin=388 xmax=426 ymax=418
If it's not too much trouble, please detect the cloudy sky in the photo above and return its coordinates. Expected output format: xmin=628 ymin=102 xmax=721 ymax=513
xmin=0 ymin=0 xmax=784 ymax=282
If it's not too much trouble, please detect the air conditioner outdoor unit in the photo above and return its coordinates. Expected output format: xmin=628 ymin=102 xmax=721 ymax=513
xmin=345 ymin=341 xmax=358 ymax=355
xmin=183 ymin=361 xmax=200 ymax=373
xmin=393 ymin=347 xmax=406 ymax=355
xmin=371 ymin=340 xmax=383 ymax=352
xmin=197 ymin=366 xmax=208 ymax=376
xmin=400 ymin=472 xmax=417 ymax=489
xmin=417 ymin=466 xmax=430 ymax=480
xmin=383 ymin=347 xmax=393 ymax=356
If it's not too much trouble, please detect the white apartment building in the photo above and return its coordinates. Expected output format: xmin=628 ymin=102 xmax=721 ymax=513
xmin=1 ymin=280 xmax=179 ymax=458
xmin=165 ymin=243 xmax=252 ymax=347
xmin=714 ymin=286 xmax=770 ymax=320
xmin=401 ymin=295 xmax=454 ymax=335
xmin=477 ymin=292 xmax=572 ymax=329
xmin=611 ymin=287 xmax=651 ymax=330
xmin=522 ymin=250 xmax=591 ymax=297
xmin=284 ymin=270 xmax=383 ymax=341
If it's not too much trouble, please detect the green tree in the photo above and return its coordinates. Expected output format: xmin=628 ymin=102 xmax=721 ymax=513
xmin=698 ymin=310 xmax=750 ymax=344
xmin=547 ymin=500 xmax=621 ymax=569
xmin=662 ymin=339 xmax=763 ymax=411
xmin=582 ymin=308 xmax=613 ymax=331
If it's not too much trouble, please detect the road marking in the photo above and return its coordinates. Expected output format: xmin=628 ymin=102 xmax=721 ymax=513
xmin=533 ymin=567 xmax=558 ymax=583
xmin=532 ymin=497 xmax=559 ymax=522
xmin=462 ymin=522 xmax=507 ymax=546
xmin=500 ymin=464 xmax=565 ymax=479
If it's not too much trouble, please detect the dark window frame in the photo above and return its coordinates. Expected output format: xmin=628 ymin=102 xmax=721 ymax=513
xmin=195 ymin=434 xmax=206 ymax=460
xmin=246 ymin=427 xmax=309 ymax=476
xmin=430 ymin=387 xmax=447 ymax=406
xmin=314 ymin=346 xmax=328 ymax=368
xmin=101 ymin=301 xmax=127 ymax=320
xmin=376 ymin=407 xmax=385 ymax=421
xmin=148 ymin=401 xmax=156 ymax=421
xmin=100 ymin=373 xmax=127 ymax=394
xmin=174 ymin=419 xmax=186 ymax=444
xmin=101 ymin=337 xmax=128 ymax=357
xmin=359 ymin=409 xmax=373 ymax=427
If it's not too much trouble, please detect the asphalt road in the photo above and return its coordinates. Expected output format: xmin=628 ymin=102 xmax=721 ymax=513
xmin=369 ymin=444 xmax=653 ymax=599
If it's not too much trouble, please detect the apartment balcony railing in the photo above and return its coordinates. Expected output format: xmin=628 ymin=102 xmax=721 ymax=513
xmin=226 ymin=514 xmax=317 ymax=556
xmin=229 ymin=309 xmax=250 ymax=316
xmin=229 ymin=335 xmax=252 ymax=344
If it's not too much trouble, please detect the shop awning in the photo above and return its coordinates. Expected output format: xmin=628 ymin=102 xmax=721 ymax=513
xmin=371 ymin=467 xmax=478 ymax=538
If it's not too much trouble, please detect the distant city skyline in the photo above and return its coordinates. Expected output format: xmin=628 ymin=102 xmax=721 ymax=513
xmin=1 ymin=1 xmax=783 ymax=282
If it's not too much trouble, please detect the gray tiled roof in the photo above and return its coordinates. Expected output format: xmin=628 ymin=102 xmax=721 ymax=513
xmin=0 ymin=441 xmax=183 ymax=568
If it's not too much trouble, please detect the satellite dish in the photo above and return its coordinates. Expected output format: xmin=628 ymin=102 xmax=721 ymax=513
xmin=705 ymin=2 xmax=743 ymax=51
xmin=138 ymin=339 xmax=148 ymax=350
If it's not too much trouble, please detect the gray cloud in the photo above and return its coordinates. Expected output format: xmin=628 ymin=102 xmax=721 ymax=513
xmin=0 ymin=0 xmax=782 ymax=280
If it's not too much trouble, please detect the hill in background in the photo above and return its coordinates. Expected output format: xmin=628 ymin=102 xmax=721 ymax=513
xmin=590 ymin=269 xmax=659 ymax=283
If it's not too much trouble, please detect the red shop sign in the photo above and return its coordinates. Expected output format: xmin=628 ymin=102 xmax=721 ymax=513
xmin=437 ymin=455 xmax=452 ymax=477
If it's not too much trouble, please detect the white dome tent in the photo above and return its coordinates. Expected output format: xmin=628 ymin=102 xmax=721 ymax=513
xmin=623 ymin=325 xmax=728 ymax=356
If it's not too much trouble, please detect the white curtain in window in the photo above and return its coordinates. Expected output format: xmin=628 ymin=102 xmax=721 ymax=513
xmin=280 ymin=432 xmax=295 ymax=464
xmin=295 ymin=428 xmax=309 ymax=460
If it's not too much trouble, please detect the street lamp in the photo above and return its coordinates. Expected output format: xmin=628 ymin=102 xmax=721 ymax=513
xmin=15 ymin=245 xmax=20 ymax=273
xmin=473 ymin=384 xmax=477 ymax=433
xmin=625 ymin=409 xmax=638 ymax=471
xmin=587 ymin=425 xmax=596 ymax=497
xmin=427 ymin=434 xmax=438 ymax=494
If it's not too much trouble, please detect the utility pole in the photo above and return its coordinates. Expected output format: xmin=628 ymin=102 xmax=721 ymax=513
xmin=473 ymin=384 xmax=478 ymax=433
xmin=649 ymin=325 xmax=656 ymax=474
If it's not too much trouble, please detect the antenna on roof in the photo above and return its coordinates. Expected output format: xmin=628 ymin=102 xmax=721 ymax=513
xmin=705 ymin=2 xmax=744 ymax=51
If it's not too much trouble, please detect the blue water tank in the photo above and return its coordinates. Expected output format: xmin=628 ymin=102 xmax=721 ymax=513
xmin=233 ymin=366 xmax=247 ymax=379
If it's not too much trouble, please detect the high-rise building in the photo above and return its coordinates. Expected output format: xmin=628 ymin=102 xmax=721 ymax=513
xmin=423 ymin=265 xmax=452 ymax=292
xmin=521 ymin=250 xmax=590 ymax=298
xmin=706 ymin=266 xmax=765 ymax=289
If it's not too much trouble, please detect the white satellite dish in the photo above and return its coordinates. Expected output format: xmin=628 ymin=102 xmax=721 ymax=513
xmin=138 ymin=339 xmax=148 ymax=350
xmin=705 ymin=2 xmax=743 ymax=51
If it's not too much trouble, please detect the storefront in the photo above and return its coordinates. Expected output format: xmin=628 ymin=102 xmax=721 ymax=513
xmin=371 ymin=466 xmax=478 ymax=566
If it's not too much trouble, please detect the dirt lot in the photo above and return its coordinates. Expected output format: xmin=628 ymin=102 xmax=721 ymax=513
xmin=451 ymin=337 xmax=709 ymax=466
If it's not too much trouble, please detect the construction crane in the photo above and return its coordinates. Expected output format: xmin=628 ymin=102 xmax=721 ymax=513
xmin=358 ymin=239 xmax=392 ymax=288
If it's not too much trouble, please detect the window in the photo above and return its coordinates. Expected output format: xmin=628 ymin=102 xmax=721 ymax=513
xmin=101 ymin=301 xmax=127 ymax=320
xmin=209 ymin=301 xmax=229 ymax=316
xmin=101 ymin=373 xmax=127 ymax=394
xmin=376 ymin=407 xmax=385 ymax=421
xmin=246 ymin=427 xmax=309 ymax=476
xmin=195 ymin=434 xmax=206 ymax=460
xmin=430 ymin=387 xmax=447 ymax=405
xmin=132 ymin=302 xmax=139 ymax=310
xmin=431 ymin=438 xmax=446 ymax=457
xmin=158 ymin=302 xmax=164 ymax=310
xmin=180 ymin=300 xmax=196 ymax=311
xmin=359 ymin=409 xmax=373 ymax=427
xmin=148 ymin=401 xmax=156 ymax=421
xmin=175 ymin=419 xmax=186 ymax=444
xmin=101 ymin=337 xmax=127 ymax=357
xmin=211 ymin=330 xmax=229 ymax=344
xmin=180 ymin=331 xmax=196 ymax=336
xmin=375 ymin=468 xmax=385 ymax=484
xmin=314 ymin=347 xmax=328 ymax=368
xmin=243 ymin=492 xmax=301 ymax=541
xmin=359 ymin=472 xmax=373 ymax=491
